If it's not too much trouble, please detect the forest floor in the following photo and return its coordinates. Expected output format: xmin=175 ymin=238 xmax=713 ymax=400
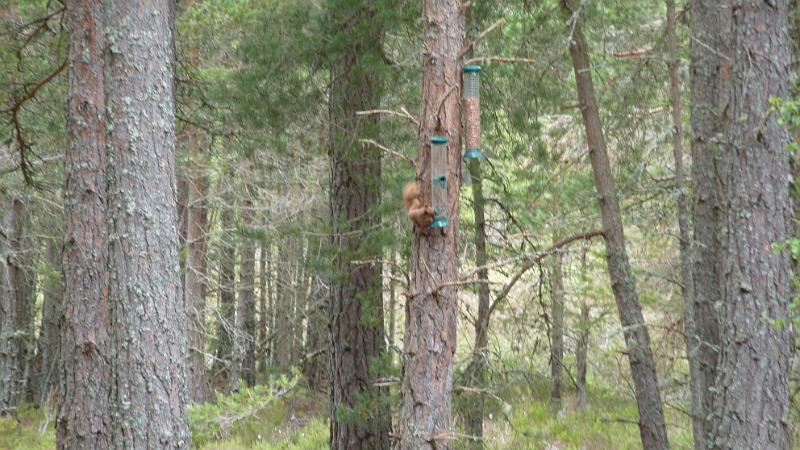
xmin=0 ymin=377 xmax=703 ymax=450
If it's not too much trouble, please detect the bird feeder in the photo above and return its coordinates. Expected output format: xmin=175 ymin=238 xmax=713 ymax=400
xmin=463 ymin=65 xmax=484 ymax=160
xmin=430 ymin=136 xmax=449 ymax=228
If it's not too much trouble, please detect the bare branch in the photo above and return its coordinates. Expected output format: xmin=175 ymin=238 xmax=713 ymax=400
xmin=459 ymin=18 xmax=506 ymax=58
xmin=356 ymin=108 xmax=419 ymax=126
xmin=359 ymin=139 xmax=415 ymax=168
xmin=463 ymin=56 xmax=536 ymax=65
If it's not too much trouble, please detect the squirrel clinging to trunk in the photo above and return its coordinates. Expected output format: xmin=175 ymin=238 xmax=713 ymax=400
xmin=403 ymin=182 xmax=434 ymax=228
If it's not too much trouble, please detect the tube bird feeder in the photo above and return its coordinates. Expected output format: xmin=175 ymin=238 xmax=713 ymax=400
xmin=463 ymin=65 xmax=484 ymax=160
xmin=430 ymin=136 xmax=449 ymax=228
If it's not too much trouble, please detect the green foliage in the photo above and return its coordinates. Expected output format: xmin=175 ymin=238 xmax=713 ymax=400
xmin=189 ymin=372 xmax=299 ymax=447
xmin=200 ymin=418 xmax=328 ymax=450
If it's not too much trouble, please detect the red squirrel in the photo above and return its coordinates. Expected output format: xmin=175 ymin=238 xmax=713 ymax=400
xmin=403 ymin=182 xmax=434 ymax=228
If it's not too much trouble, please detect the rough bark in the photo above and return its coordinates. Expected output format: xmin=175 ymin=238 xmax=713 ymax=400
xmin=328 ymin=2 xmax=390 ymax=445
xmin=705 ymin=2 xmax=794 ymax=448
xmin=666 ymin=0 xmax=702 ymax=446
xmin=60 ymin=0 xmax=189 ymax=447
xmin=185 ymin=169 xmax=211 ymax=402
xmin=59 ymin=1 xmax=112 ymax=445
xmin=398 ymin=0 xmax=463 ymax=447
xmin=549 ymin=244 xmax=564 ymax=410
xmin=689 ymin=1 xmax=729 ymax=446
xmin=103 ymin=0 xmax=190 ymax=445
xmin=559 ymin=2 xmax=669 ymax=448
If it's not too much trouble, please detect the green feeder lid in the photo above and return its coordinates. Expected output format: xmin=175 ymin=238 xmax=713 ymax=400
xmin=431 ymin=216 xmax=449 ymax=228
xmin=464 ymin=148 xmax=485 ymax=159
xmin=431 ymin=136 xmax=448 ymax=144
xmin=463 ymin=65 xmax=481 ymax=73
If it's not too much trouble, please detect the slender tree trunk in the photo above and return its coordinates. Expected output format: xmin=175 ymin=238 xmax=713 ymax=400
xmin=59 ymin=1 xmax=112 ymax=445
xmin=103 ymin=0 xmax=189 ymax=444
xmin=558 ymin=2 xmax=668 ymax=448
xmin=398 ymin=0 xmax=463 ymax=447
xmin=185 ymin=168 xmax=211 ymax=403
xmin=0 ymin=194 xmax=20 ymax=416
xmin=575 ymin=247 xmax=590 ymax=411
xmin=706 ymin=2 xmax=794 ymax=448
xmin=327 ymin=2 xmax=390 ymax=443
xmin=689 ymin=1 xmax=730 ymax=445
xmin=216 ymin=205 xmax=236 ymax=382
xmin=666 ymin=1 xmax=702 ymax=446
xmin=239 ymin=201 xmax=257 ymax=387
xmin=10 ymin=198 xmax=36 ymax=406
xmin=549 ymin=243 xmax=564 ymax=411
xmin=28 ymin=238 xmax=63 ymax=408
xmin=273 ymin=238 xmax=291 ymax=372
xmin=258 ymin=240 xmax=269 ymax=374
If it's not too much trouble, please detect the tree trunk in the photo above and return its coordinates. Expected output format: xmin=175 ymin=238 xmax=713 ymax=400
xmin=103 ymin=0 xmax=189 ymax=445
xmin=0 ymin=194 xmax=20 ymax=416
xmin=215 ymin=205 xmax=236 ymax=382
xmin=575 ymin=246 xmax=590 ymax=411
xmin=11 ymin=198 xmax=36 ymax=407
xmin=666 ymin=0 xmax=702 ymax=446
xmin=689 ymin=1 xmax=729 ymax=446
xmin=398 ymin=0 xmax=463 ymax=447
xmin=258 ymin=240 xmax=269 ymax=374
xmin=60 ymin=0 xmax=189 ymax=446
xmin=558 ymin=2 xmax=669 ymax=448
xmin=185 ymin=169 xmax=211 ymax=403
xmin=272 ymin=238 xmax=291 ymax=372
xmin=549 ymin=243 xmax=564 ymax=411
xmin=239 ymin=201 xmax=257 ymax=387
xmin=328 ymin=2 xmax=390 ymax=443
xmin=59 ymin=1 xmax=112 ymax=445
xmin=706 ymin=2 xmax=794 ymax=448
xmin=28 ymin=238 xmax=63 ymax=408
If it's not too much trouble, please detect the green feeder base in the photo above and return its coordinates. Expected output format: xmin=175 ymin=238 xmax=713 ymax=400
xmin=464 ymin=148 xmax=485 ymax=159
xmin=431 ymin=216 xmax=449 ymax=228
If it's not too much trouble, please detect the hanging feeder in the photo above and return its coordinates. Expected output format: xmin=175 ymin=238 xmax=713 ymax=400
xmin=463 ymin=65 xmax=484 ymax=160
xmin=430 ymin=136 xmax=449 ymax=228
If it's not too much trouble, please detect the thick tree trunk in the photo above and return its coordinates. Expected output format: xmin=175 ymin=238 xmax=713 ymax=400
xmin=666 ymin=1 xmax=702 ymax=446
xmin=185 ymin=170 xmax=211 ymax=402
xmin=28 ymin=238 xmax=63 ymax=408
xmin=705 ymin=2 xmax=794 ymax=448
xmin=103 ymin=0 xmax=189 ymax=445
xmin=328 ymin=2 xmax=390 ymax=445
xmin=59 ymin=1 xmax=112 ymax=445
xmin=398 ymin=0 xmax=463 ymax=448
xmin=60 ymin=0 xmax=189 ymax=447
xmin=689 ymin=1 xmax=729 ymax=446
xmin=549 ymin=244 xmax=564 ymax=410
xmin=559 ymin=2 xmax=669 ymax=448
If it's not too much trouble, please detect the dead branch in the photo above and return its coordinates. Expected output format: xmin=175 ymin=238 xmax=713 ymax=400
xmin=463 ymin=56 xmax=536 ymax=65
xmin=459 ymin=18 xmax=506 ymax=58
xmin=356 ymin=108 xmax=419 ymax=126
xmin=359 ymin=139 xmax=415 ymax=168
